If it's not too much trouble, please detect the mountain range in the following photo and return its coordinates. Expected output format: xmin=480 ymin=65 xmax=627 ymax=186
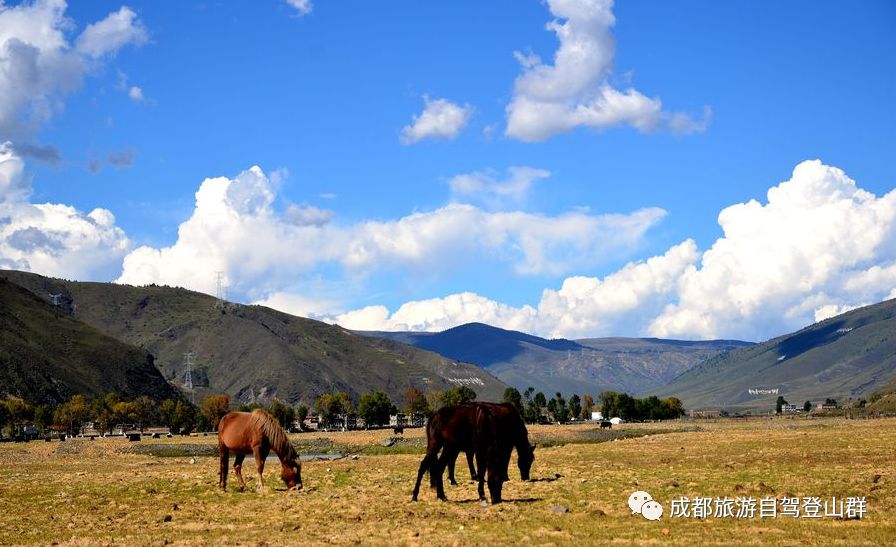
xmin=361 ymin=323 xmax=751 ymax=396
xmin=0 ymin=278 xmax=180 ymax=405
xmin=0 ymin=270 xmax=507 ymax=406
xmin=3 ymin=268 xmax=894 ymax=413
xmin=654 ymin=298 xmax=896 ymax=411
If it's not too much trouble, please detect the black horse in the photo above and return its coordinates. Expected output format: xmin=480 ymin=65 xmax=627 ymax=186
xmin=411 ymin=402 xmax=535 ymax=504
xmin=445 ymin=403 xmax=532 ymax=486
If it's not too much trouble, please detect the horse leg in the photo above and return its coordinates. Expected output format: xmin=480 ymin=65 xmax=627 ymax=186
xmin=487 ymin=451 xmax=508 ymax=504
xmin=487 ymin=467 xmax=504 ymax=505
xmin=233 ymin=454 xmax=247 ymax=492
xmin=446 ymin=448 xmax=459 ymax=486
xmin=466 ymin=450 xmax=477 ymax=481
xmin=411 ymin=448 xmax=439 ymax=501
xmin=475 ymin=449 xmax=487 ymax=502
xmin=433 ymin=449 xmax=450 ymax=501
xmin=253 ymin=445 xmax=267 ymax=494
xmin=219 ymin=444 xmax=229 ymax=491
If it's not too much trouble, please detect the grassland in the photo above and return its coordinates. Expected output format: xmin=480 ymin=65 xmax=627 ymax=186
xmin=0 ymin=418 xmax=893 ymax=545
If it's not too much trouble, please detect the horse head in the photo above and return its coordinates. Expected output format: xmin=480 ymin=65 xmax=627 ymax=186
xmin=517 ymin=443 xmax=536 ymax=481
xmin=281 ymin=458 xmax=303 ymax=490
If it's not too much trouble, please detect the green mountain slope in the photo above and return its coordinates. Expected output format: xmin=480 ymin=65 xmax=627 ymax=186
xmin=0 ymin=270 xmax=506 ymax=406
xmin=362 ymin=323 xmax=750 ymax=396
xmin=654 ymin=299 xmax=896 ymax=411
xmin=0 ymin=278 xmax=181 ymax=405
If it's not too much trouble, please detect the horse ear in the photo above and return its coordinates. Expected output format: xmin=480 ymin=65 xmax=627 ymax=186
xmin=530 ymin=444 xmax=537 ymax=452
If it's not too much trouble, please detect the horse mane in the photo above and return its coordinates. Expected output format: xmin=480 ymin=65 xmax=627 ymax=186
xmin=250 ymin=409 xmax=297 ymax=462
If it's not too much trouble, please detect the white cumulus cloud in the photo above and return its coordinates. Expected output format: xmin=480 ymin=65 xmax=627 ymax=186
xmin=0 ymin=0 xmax=148 ymax=139
xmin=505 ymin=0 xmax=709 ymax=142
xmin=401 ymin=96 xmax=472 ymax=144
xmin=116 ymin=165 xmax=665 ymax=304
xmin=285 ymin=0 xmax=312 ymax=16
xmin=649 ymin=160 xmax=896 ymax=340
xmin=74 ymin=6 xmax=147 ymax=58
xmin=448 ymin=166 xmax=550 ymax=208
xmin=332 ymin=160 xmax=896 ymax=342
xmin=0 ymin=143 xmax=130 ymax=279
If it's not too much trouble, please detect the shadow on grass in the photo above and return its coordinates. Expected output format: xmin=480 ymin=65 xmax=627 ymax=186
xmin=453 ymin=497 xmax=542 ymax=504
xmin=528 ymin=476 xmax=561 ymax=483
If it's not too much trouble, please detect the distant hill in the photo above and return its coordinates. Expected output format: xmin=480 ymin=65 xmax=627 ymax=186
xmin=0 ymin=278 xmax=181 ymax=405
xmin=361 ymin=322 xmax=750 ymax=396
xmin=654 ymin=298 xmax=896 ymax=412
xmin=0 ymin=270 xmax=507 ymax=406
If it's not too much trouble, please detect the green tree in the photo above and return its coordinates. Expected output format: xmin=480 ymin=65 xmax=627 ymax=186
xmin=270 ymin=399 xmax=296 ymax=429
xmin=442 ymin=386 xmax=477 ymax=406
xmin=775 ymin=396 xmax=788 ymax=414
xmin=533 ymin=391 xmax=547 ymax=422
xmin=599 ymin=391 xmax=619 ymax=419
xmin=551 ymin=392 xmax=568 ymax=423
xmin=803 ymin=400 xmax=812 ymax=412
xmin=201 ymin=394 xmax=231 ymax=430
xmin=358 ymin=391 xmax=394 ymax=427
xmin=172 ymin=400 xmax=194 ymax=434
xmin=55 ymin=394 xmax=89 ymax=435
xmin=5 ymin=398 xmax=32 ymax=435
xmin=502 ymin=387 xmax=523 ymax=415
xmin=567 ymin=394 xmax=582 ymax=421
xmin=0 ymin=401 xmax=10 ymax=438
xmin=296 ymin=405 xmax=309 ymax=429
xmin=315 ymin=393 xmax=345 ymax=427
xmin=158 ymin=399 xmax=178 ymax=431
xmin=522 ymin=387 xmax=539 ymax=423
xmin=33 ymin=404 xmax=52 ymax=434
xmin=425 ymin=390 xmax=444 ymax=411
xmin=661 ymin=397 xmax=684 ymax=419
xmin=404 ymin=387 xmax=430 ymax=415
xmin=581 ymin=394 xmax=595 ymax=420
xmin=131 ymin=396 xmax=156 ymax=432
xmin=617 ymin=393 xmax=637 ymax=420
xmin=93 ymin=393 xmax=120 ymax=435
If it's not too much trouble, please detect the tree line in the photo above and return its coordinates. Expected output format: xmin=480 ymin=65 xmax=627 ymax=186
xmin=499 ymin=387 xmax=684 ymax=423
xmin=1 ymin=384 xmax=685 ymax=438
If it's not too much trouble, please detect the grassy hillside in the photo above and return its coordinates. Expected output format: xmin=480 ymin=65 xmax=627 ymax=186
xmin=655 ymin=298 xmax=896 ymax=411
xmin=0 ymin=278 xmax=181 ymax=405
xmin=363 ymin=323 xmax=750 ymax=395
xmin=0 ymin=270 xmax=506 ymax=406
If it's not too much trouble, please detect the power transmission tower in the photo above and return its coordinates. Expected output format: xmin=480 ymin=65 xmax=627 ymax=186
xmin=183 ymin=352 xmax=195 ymax=404
xmin=49 ymin=293 xmax=62 ymax=306
xmin=214 ymin=271 xmax=226 ymax=310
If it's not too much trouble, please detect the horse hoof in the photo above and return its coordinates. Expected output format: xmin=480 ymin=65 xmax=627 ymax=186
xmin=479 ymin=500 xmax=489 ymax=507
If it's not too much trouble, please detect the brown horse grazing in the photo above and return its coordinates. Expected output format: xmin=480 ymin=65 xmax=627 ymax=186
xmin=445 ymin=402 xmax=534 ymax=486
xmin=218 ymin=409 xmax=302 ymax=493
xmin=412 ymin=402 xmax=535 ymax=504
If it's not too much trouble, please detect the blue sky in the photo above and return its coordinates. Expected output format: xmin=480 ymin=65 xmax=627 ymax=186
xmin=1 ymin=0 xmax=895 ymax=341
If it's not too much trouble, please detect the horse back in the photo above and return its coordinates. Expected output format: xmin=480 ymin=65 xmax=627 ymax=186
xmin=218 ymin=411 xmax=260 ymax=453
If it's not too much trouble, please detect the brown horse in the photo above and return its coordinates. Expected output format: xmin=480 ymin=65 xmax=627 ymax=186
xmin=412 ymin=402 xmax=535 ymax=504
xmin=218 ymin=409 xmax=302 ymax=493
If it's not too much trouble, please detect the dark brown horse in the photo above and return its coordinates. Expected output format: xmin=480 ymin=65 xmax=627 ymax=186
xmin=445 ymin=402 xmax=534 ymax=486
xmin=411 ymin=402 xmax=535 ymax=504
xmin=218 ymin=409 xmax=302 ymax=493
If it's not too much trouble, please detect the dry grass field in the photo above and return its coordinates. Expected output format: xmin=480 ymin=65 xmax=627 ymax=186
xmin=0 ymin=418 xmax=893 ymax=546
